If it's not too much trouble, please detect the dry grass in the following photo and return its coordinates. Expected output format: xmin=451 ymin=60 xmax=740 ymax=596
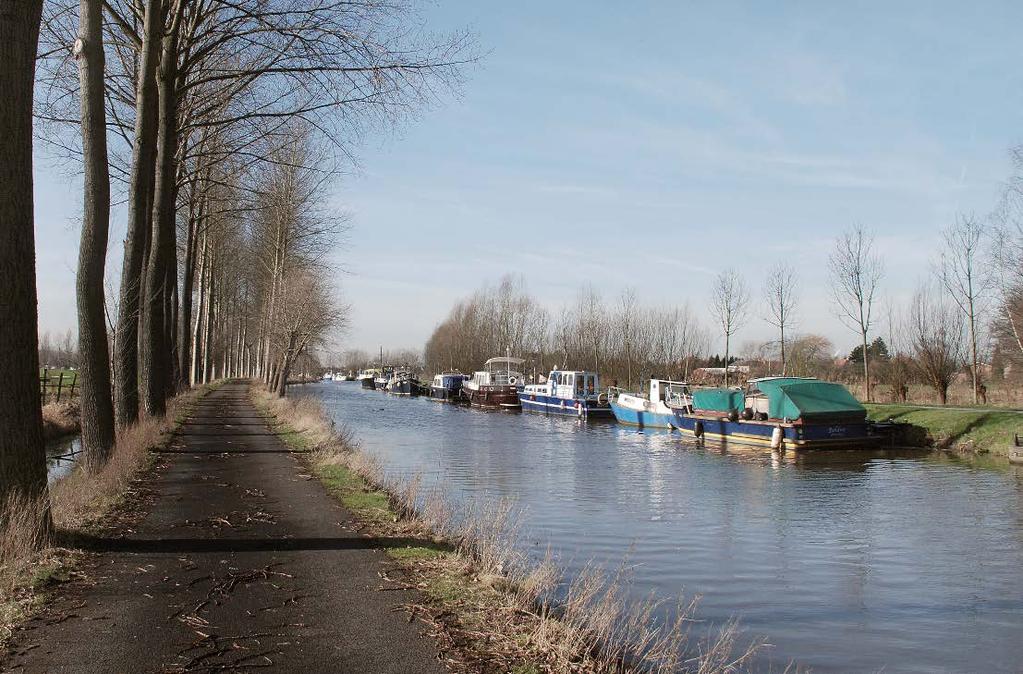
xmin=41 ymin=401 xmax=80 ymax=441
xmin=50 ymin=384 xmax=214 ymax=530
xmin=255 ymin=388 xmax=763 ymax=674
xmin=0 ymin=383 xmax=218 ymax=647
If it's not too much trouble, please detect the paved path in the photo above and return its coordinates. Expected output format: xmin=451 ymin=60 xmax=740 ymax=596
xmin=6 ymin=381 xmax=445 ymax=673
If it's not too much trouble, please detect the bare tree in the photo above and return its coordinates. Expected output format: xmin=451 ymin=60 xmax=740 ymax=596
xmin=763 ymin=262 xmax=798 ymax=375
xmin=74 ymin=0 xmax=116 ymax=469
xmin=935 ymin=215 xmax=991 ymax=404
xmin=711 ymin=269 xmax=750 ymax=386
xmin=829 ymin=226 xmax=884 ymax=400
xmin=616 ymin=288 xmax=638 ymax=389
xmin=0 ymin=0 xmax=52 ymax=545
xmin=907 ymin=285 xmax=965 ymax=405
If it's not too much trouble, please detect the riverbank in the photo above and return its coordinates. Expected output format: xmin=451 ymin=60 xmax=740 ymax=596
xmin=1 ymin=383 xmax=215 ymax=650
xmin=866 ymin=403 xmax=1022 ymax=455
xmin=41 ymin=401 xmax=80 ymax=441
xmin=254 ymin=387 xmax=757 ymax=673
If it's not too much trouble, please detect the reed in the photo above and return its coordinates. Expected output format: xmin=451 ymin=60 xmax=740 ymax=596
xmin=255 ymin=388 xmax=763 ymax=673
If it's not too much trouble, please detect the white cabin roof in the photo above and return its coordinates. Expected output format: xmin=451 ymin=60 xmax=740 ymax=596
xmin=484 ymin=357 xmax=525 ymax=367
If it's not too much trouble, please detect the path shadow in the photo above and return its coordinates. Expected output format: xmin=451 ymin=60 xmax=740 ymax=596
xmin=60 ymin=531 xmax=451 ymax=554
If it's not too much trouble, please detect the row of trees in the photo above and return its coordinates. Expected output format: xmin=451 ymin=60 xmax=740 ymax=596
xmin=424 ymin=277 xmax=710 ymax=387
xmin=422 ymin=206 xmax=1007 ymax=407
xmin=1 ymin=1 xmax=468 ymax=549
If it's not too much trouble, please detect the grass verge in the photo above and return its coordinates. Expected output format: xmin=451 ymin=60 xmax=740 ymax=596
xmin=0 ymin=382 xmax=220 ymax=648
xmin=866 ymin=404 xmax=1023 ymax=455
xmin=254 ymin=387 xmax=761 ymax=674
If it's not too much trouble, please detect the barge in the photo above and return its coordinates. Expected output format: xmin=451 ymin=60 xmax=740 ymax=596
xmin=674 ymin=377 xmax=883 ymax=450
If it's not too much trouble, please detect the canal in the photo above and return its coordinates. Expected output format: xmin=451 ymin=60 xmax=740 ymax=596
xmin=312 ymin=382 xmax=1023 ymax=672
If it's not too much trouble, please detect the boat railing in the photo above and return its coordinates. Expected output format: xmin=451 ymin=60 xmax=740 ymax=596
xmin=606 ymin=386 xmax=623 ymax=402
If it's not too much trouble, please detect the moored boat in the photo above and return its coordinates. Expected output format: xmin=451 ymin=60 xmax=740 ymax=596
xmin=386 ymin=368 xmax=418 ymax=396
xmin=463 ymin=357 xmax=524 ymax=410
xmin=430 ymin=372 xmax=468 ymax=401
xmin=610 ymin=379 xmax=692 ymax=428
xmin=357 ymin=369 xmax=379 ymax=389
xmin=521 ymin=369 xmax=612 ymax=418
xmin=374 ymin=366 xmax=394 ymax=390
xmin=672 ymin=377 xmax=883 ymax=450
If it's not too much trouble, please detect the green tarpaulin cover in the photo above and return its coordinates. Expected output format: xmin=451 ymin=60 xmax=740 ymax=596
xmin=692 ymin=388 xmax=745 ymax=412
xmin=757 ymin=380 xmax=866 ymax=421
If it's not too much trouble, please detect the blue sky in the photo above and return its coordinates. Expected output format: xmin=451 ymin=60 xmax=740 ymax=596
xmin=33 ymin=1 xmax=1023 ymax=357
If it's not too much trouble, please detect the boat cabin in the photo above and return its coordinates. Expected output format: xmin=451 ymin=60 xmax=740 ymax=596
xmin=528 ymin=369 xmax=601 ymax=400
xmin=432 ymin=372 xmax=468 ymax=389
xmin=471 ymin=357 xmax=525 ymax=388
xmin=649 ymin=379 xmax=692 ymax=409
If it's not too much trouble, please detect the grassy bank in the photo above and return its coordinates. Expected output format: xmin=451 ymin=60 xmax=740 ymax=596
xmin=0 ymin=382 xmax=219 ymax=647
xmin=866 ymin=403 xmax=1022 ymax=454
xmin=254 ymin=388 xmax=758 ymax=674
xmin=41 ymin=401 xmax=80 ymax=441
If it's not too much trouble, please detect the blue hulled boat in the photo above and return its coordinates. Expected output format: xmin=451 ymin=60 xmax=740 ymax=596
xmin=672 ymin=377 xmax=883 ymax=450
xmin=520 ymin=369 xmax=612 ymax=418
xmin=609 ymin=379 xmax=692 ymax=429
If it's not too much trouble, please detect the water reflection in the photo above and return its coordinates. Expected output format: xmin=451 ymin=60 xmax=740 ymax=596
xmin=46 ymin=435 xmax=80 ymax=482
xmin=312 ymin=383 xmax=1023 ymax=673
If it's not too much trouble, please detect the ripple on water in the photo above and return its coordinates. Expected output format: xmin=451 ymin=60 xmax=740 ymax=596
xmin=312 ymin=383 xmax=1023 ymax=673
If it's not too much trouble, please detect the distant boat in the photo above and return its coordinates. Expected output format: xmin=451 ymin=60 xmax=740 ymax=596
xmin=430 ymin=372 xmax=468 ymax=402
xmin=521 ymin=369 xmax=612 ymax=418
xmin=672 ymin=377 xmax=885 ymax=450
xmin=386 ymin=368 xmax=417 ymax=396
xmin=332 ymin=372 xmax=349 ymax=381
xmin=357 ymin=369 xmax=378 ymax=389
xmin=610 ymin=379 xmax=692 ymax=429
xmin=322 ymin=371 xmax=334 ymax=381
xmin=374 ymin=366 xmax=394 ymax=390
xmin=462 ymin=357 xmax=524 ymax=410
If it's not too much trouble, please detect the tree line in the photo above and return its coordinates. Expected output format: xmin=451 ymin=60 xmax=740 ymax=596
xmin=424 ymin=277 xmax=710 ymax=389
xmin=424 ymin=179 xmax=1023 ymax=408
xmin=1 ymin=1 xmax=469 ymax=552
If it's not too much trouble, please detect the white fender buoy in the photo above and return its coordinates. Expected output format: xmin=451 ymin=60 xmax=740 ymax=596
xmin=771 ymin=426 xmax=784 ymax=450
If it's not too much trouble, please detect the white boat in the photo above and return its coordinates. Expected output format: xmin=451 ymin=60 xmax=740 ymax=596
xmin=609 ymin=379 xmax=692 ymax=429
xmin=520 ymin=369 xmax=612 ymax=418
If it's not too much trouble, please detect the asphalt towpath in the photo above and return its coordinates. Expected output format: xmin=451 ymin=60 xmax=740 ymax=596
xmin=5 ymin=380 xmax=447 ymax=673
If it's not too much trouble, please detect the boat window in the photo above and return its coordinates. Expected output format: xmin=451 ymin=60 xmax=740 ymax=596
xmin=586 ymin=376 xmax=596 ymax=394
xmin=576 ymin=376 xmax=584 ymax=394
xmin=564 ymin=373 xmax=574 ymax=389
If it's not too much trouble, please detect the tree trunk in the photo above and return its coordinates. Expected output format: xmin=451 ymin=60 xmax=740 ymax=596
xmin=780 ymin=324 xmax=786 ymax=376
xmin=114 ymin=0 xmax=162 ymax=428
xmin=0 ymin=0 xmax=52 ymax=541
xmin=724 ymin=333 xmax=731 ymax=387
xmin=177 ymin=204 xmax=199 ymax=389
xmin=861 ymin=330 xmax=870 ymax=402
xmin=968 ymin=306 xmax=978 ymax=405
xmin=75 ymin=0 xmax=116 ymax=470
xmin=140 ymin=26 xmax=178 ymax=417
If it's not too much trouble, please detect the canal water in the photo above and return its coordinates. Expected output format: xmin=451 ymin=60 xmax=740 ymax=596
xmin=47 ymin=435 xmax=81 ymax=482
xmin=311 ymin=382 xmax=1023 ymax=673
